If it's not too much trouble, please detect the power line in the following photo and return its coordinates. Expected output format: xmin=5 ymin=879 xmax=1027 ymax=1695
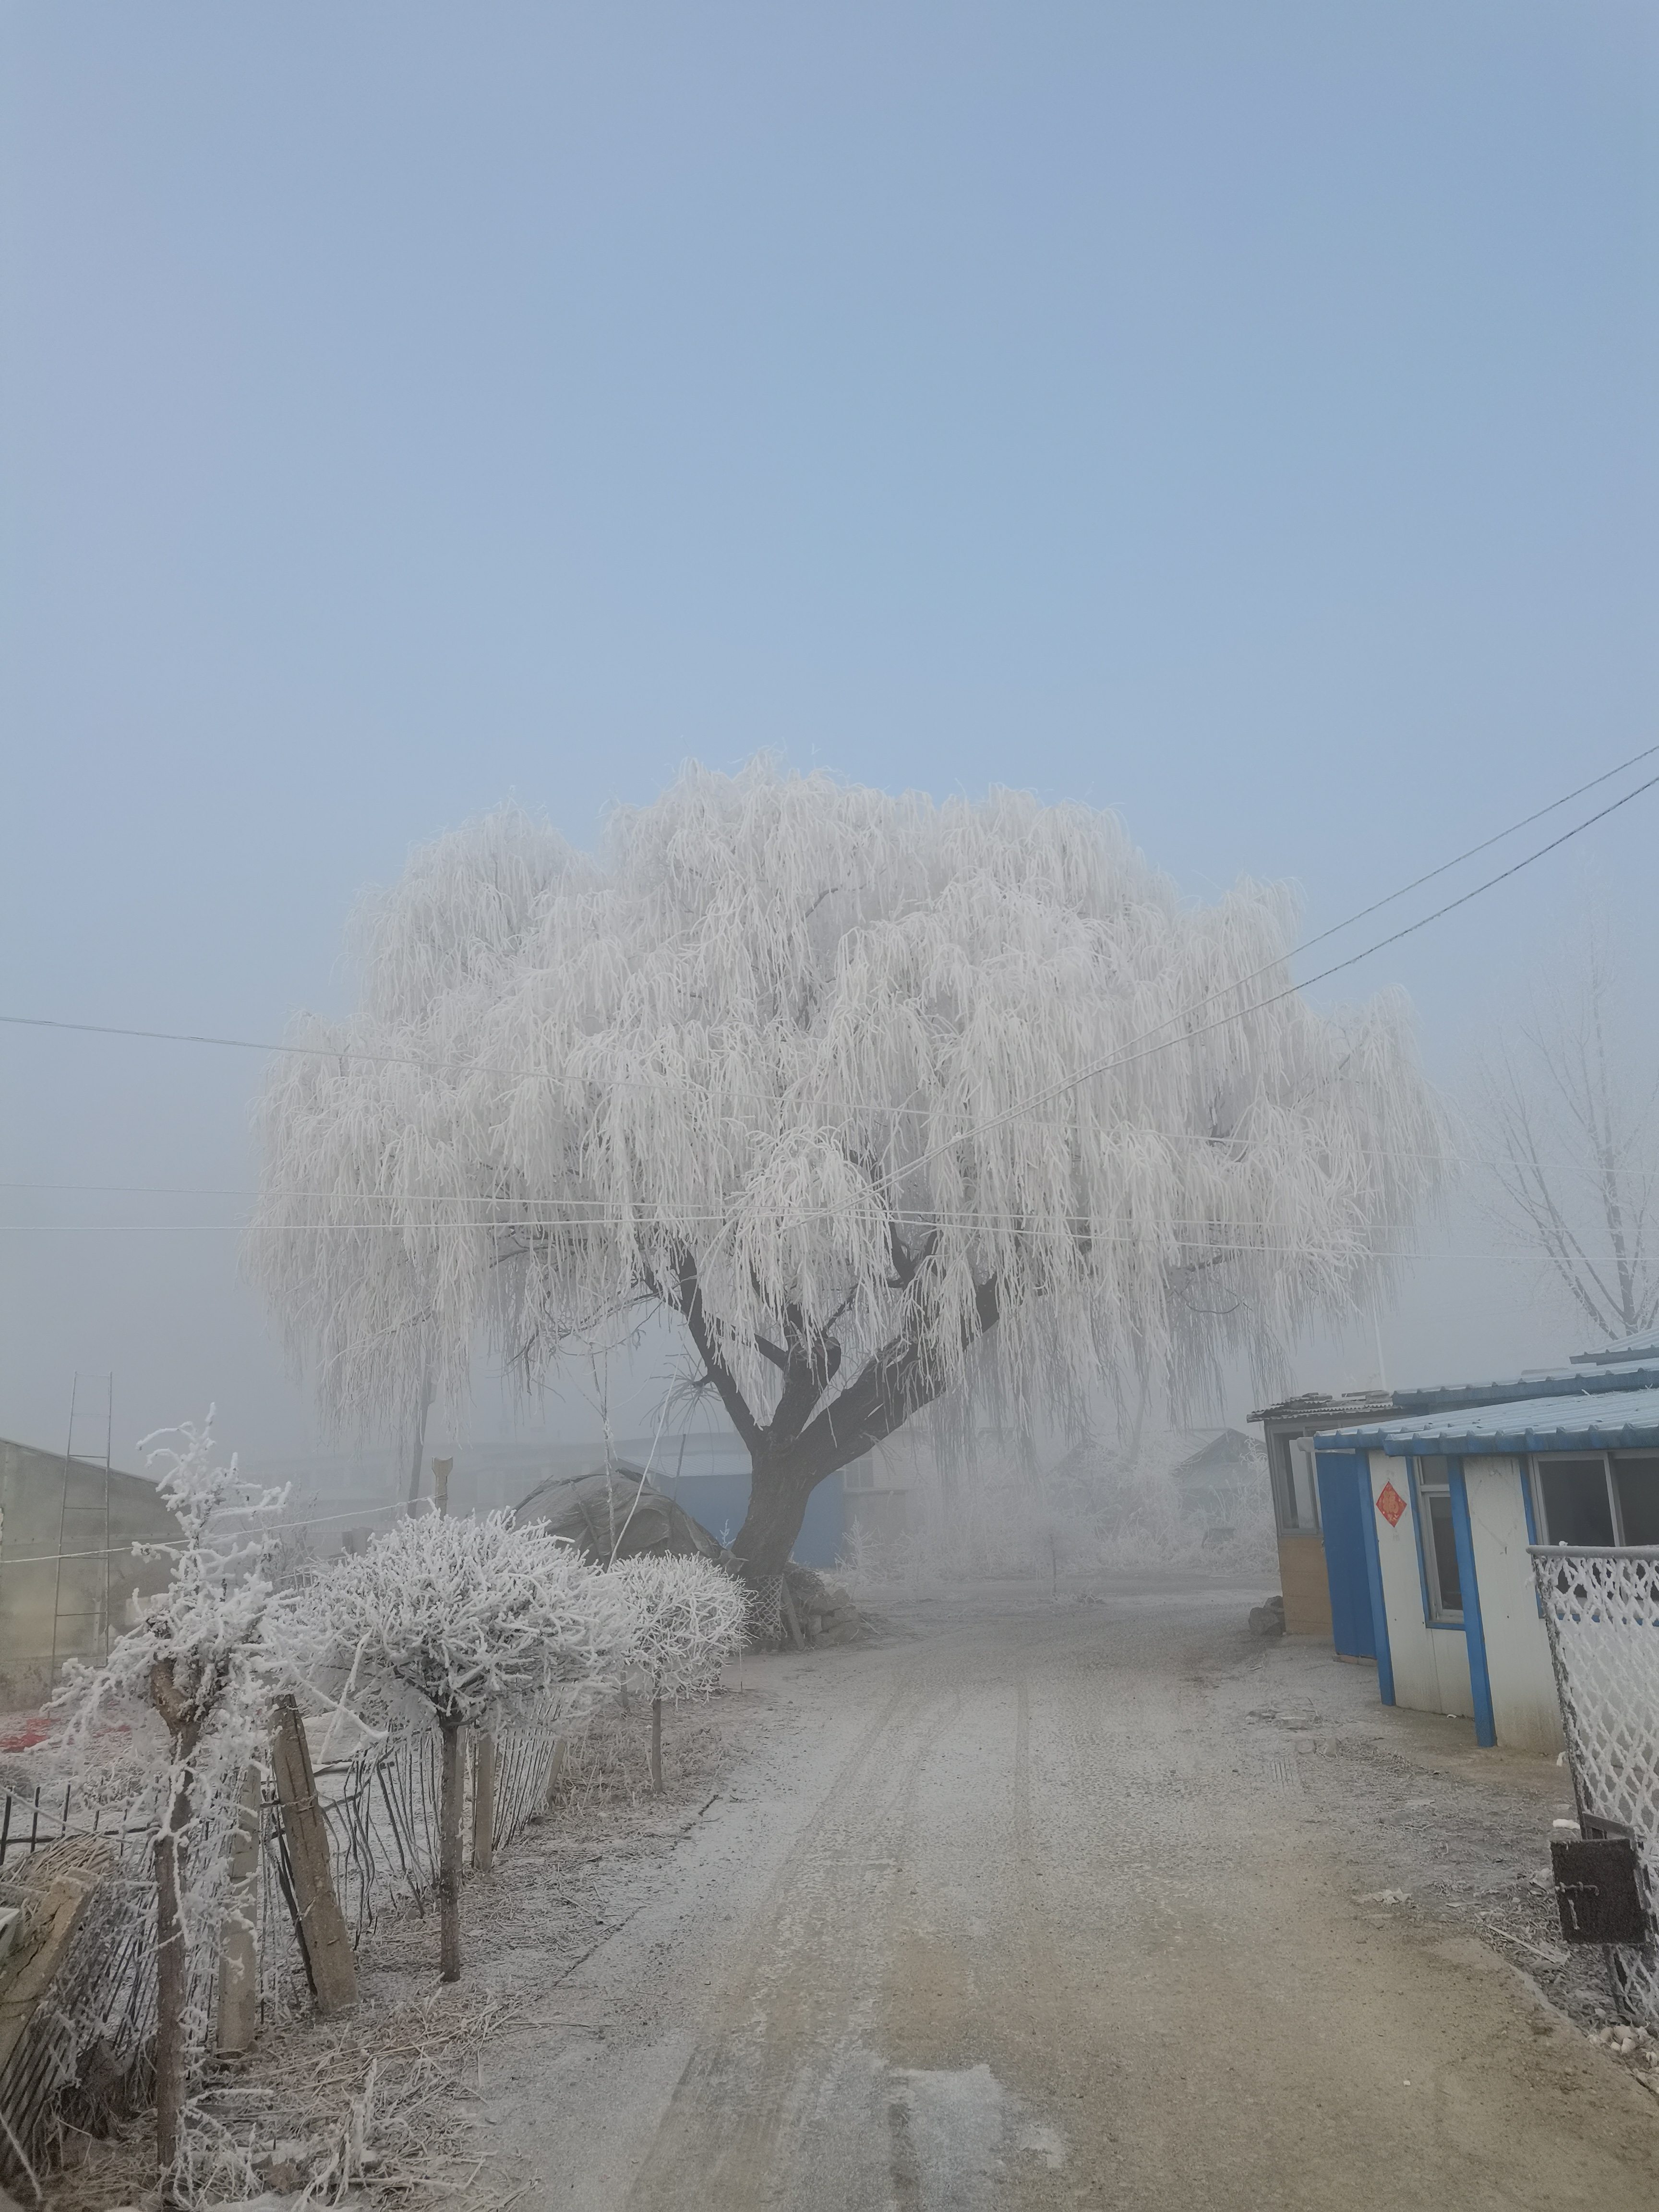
xmin=1286 ymin=735 xmax=1659 ymax=959
xmin=2 ymin=745 xmax=1655 ymax=1093
xmin=0 ymin=1218 xmax=1647 ymax=1264
xmin=0 ymin=1135 xmax=1549 ymax=1200
xmin=895 ymin=768 xmax=1659 ymax=1184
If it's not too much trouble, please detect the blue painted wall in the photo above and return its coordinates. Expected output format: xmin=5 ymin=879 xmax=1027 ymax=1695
xmin=667 ymin=1469 xmax=846 ymax=1569
xmin=1448 ymin=1462 xmax=1497 ymax=1748
xmin=1315 ymin=1449 xmax=1376 ymax=1659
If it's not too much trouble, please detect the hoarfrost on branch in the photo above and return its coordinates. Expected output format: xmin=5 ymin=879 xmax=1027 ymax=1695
xmin=249 ymin=760 xmax=1451 ymax=1572
xmin=315 ymin=1510 xmax=630 ymax=1733
xmin=609 ymin=1553 xmax=749 ymax=1704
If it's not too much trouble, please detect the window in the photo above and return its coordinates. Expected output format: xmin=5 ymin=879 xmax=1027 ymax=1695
xmin=1412 ymin=1456 xmax=1463 ymax=1623
xmin=1536 ymin=1457 xmax=1615 ymax=1546
xmin=1275 ymin=1437 xmax=1321 ymax=1535
xmin=1534 ymin=1453 xmax=1659 ymax=1547
xmin=1614 ymin=1455 xmax=1659 ymax=1544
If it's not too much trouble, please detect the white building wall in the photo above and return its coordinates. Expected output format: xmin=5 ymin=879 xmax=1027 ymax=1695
xmin=1463 ymin=1455 xmax=1564 ymax=1755
xmin=1366 ymin=1449 xmax=1473 ymax=1722
xmin=1364 ymin=1447 xmax=1564 ymax=1751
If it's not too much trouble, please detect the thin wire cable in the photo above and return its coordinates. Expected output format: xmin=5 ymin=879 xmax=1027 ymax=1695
xmin=0 ymin=1133 xmax=1549 ymax=1199
xmin=1 ymin=745 xmax=1654 ymax=1093
xmin=1286 ymin=735 xmax=1659 ymax=957
xmin=894 ymin=769 xmax=1659 ymax=1185
xmin=3 ymin=1217 xmax=1651 ymax=1263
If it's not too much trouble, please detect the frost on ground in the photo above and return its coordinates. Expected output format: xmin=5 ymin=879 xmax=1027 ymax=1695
xmin=41 ymin=1584 xmax=1659 ymax=2212
xmin=838 ymin=1420 xmax=1279 ymax=1600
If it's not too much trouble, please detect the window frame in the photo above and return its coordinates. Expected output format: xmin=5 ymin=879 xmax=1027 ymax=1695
xmin=1273 ymin=1434 xmax=1322 ymax=1537
xmin=1409 ymin=1455 xmax=1464 ymax=1627
xmin=1530 ymin=1451 xmax=1659 ymax=1548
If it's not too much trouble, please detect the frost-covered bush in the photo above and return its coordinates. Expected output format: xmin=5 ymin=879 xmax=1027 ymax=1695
xmin=316 ymin=1511 xmax=629 ymax=1978
xmin=51 ymin=1415 xmax=303 ymax=2201
xmin=608 ymin=1554 xmax=747 ymax=1791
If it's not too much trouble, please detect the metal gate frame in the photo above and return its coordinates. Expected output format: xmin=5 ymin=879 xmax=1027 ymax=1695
xmin=1530 ymin=1543 xmax=1659 ymax=2022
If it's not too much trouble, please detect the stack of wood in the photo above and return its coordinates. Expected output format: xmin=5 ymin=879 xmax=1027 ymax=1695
xmin=782 ymin=1565 xmax=864 ymax=1647
xmin=0 ymin=1836 xmax=123 ymax=2191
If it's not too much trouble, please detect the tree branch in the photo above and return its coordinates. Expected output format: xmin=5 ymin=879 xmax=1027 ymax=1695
xmin=776 ymin=1277 xmax=1000 ymax=1487
xmin=665 ymin=1251 xmax=766 ymax=1459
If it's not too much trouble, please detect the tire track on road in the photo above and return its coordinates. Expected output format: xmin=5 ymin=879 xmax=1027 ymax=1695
xmin=626 ymin=1655 xmax=954 ymax=2209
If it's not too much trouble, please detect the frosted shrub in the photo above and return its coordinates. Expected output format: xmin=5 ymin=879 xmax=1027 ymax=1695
xmin=609 ymin=1554 xmax=747 ymax=1792
xmin=317 ymin=1512 xmax=628 ymax=1979
xmin=52 ymin=1415 xmax=303 ymax=2202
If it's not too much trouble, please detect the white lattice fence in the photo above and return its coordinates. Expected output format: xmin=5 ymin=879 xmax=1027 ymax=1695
xmin=1530 ymin=1545 xmax=1659 ymax=2023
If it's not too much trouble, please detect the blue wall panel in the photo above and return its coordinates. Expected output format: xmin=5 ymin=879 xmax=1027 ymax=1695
xmin=669 ymin=1470 xmax=846 ymax=1569
xmin=1316 ymin=1449 xmax=1375 ymax=1659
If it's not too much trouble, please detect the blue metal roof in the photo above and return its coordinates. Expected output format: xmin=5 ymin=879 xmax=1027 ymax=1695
xmin=1572 ymin=1334 xmax=1659 ymax=1367
xmin=1390 ymin=1358 xmax=1659 ymax=1413
xmin=1314 ymin=1385 xmax=1659 ymax=1458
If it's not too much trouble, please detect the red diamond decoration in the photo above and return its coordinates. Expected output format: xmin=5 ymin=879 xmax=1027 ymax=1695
xmin=1376 ymin=1479 xmax=1408 ymax=1529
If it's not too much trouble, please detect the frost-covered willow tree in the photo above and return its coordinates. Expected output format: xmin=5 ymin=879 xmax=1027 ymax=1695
xmin=250 ymin=761 xmax=1450 ymax=1577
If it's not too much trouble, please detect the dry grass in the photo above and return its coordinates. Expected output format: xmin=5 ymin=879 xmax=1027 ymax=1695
xmin=39 ymin=1691 xmax=746 ymax=2210
xmin=45 ymin=1984 xmax=537 ymax=2211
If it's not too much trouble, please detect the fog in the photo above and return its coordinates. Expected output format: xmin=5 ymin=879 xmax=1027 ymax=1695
xmin=3 ymin=4 xmax=1655 ymax=1480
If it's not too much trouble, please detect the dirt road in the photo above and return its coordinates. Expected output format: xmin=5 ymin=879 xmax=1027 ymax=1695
xmin=464 ymin=1580 xmax=1657 ymax=2209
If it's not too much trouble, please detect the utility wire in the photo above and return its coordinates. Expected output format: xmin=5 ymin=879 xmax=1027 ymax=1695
xmin=2 ymin=1217 xmax=1651 ymax=1264
xmin=894 ymin=769 xmax=1659 ymax=1185
xmin=1285 ymin=735 xmax=1659 ymax=958
xmin=1 ymin=745 xmax=1655 ymax=1091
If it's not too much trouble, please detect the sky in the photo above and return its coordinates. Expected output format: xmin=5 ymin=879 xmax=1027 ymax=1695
xmin=2 ymin=2 xmax=1656 ymax=1474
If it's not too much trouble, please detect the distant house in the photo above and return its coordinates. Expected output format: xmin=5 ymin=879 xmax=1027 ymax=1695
xmin=494 ymin=1431 xmax=849 ymax=1570
xmin=1250 ymin=1391 xmax=1397 ymax=1635
xmin=1168 ymin=1429 xmax=1267 ymax=1529
xmin=0 ymin=1438 xmax=176 ymax=1711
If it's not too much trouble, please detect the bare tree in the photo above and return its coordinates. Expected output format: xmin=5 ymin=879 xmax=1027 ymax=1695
xmin=1477 ymin=941 xmax=1659 ymax=1342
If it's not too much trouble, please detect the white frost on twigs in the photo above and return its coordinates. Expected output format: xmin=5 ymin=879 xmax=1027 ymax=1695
xmin=608 ymin=1554 xmax=747 ymax=1703
xmin=249 ymin=762 xmax=1451 ymax=1458
xmin=51 ymin=1411 xmax=305 ymax=1816
xmin=45 ymin=1412 xmax=314 ymax=2098
xmin=315 ymin=1511 xmax=630 ymax=1731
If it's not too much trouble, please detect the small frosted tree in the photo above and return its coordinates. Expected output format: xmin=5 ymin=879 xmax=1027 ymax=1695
xmin=249 ymin=760 xmax=1451 ymax=1579
xmin=320 ymin=1513 xmax=626 ymax=1979
xmin=52 ymin=1416 xmax=297 ymax=2203
xmin=609 ymin=1554 xmax=747 ymax=1792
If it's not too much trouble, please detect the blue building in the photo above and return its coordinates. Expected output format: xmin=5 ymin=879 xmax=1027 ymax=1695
xmin=1294 ymin=1339 xmax=1659 ymax=1750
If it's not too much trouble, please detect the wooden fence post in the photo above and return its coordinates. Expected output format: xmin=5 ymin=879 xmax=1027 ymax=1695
xmin=779 ymin=1577 xmax=805 ymax=1650
xmin=542 ymin=1735 xmax=569 ymax=1810
xmin=471 ymin=1732 xmax=497 ymax=1871
xmin=271 ymin=1698 xmax=356 ymax=2018
xmin=216 ymin=1765 xmax=262 ymax=2055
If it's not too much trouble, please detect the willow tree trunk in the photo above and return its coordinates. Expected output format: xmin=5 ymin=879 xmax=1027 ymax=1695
xmin=438 ymin=1716 xmax=464 ymax=1982
xmin=649 ymin=1695 xmax=663 ymax=1796
xmin=729 ymin=1463 xmax=820 ymax=1582
xmin=715 ymin=1282 xmax=1002 ymax=1582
